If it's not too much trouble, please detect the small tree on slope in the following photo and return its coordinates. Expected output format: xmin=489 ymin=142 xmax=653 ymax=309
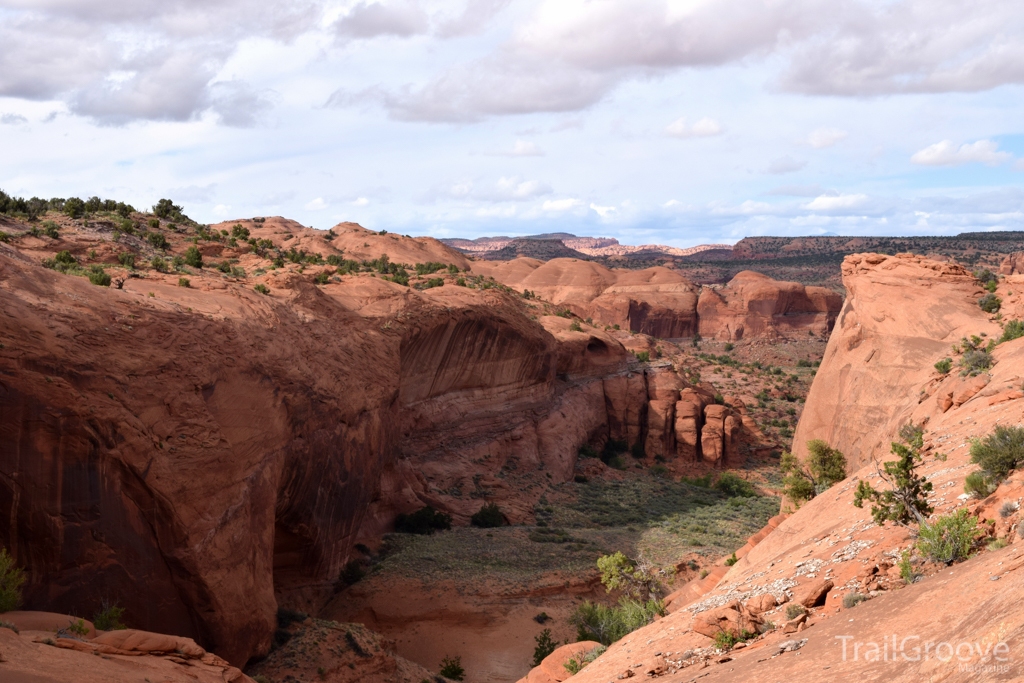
xmin=853 ymin=426 xmax=933 ymax=526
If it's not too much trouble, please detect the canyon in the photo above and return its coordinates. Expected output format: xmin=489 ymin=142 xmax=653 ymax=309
xmin=1 ymin=208 xmax=1022 ymax=683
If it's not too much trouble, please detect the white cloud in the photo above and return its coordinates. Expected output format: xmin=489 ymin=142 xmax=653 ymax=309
xmin=351 ymin=197 xmax=370 ymax=206
xmin=590 ymin=203 xmax=616 ymax=218
xmin=334 ymin=1 xmax=429 ymax=39
xmin=807 ymin=127 xmax=848 ymax=149
xmin=305 ymin=197 xmax=328 ymax=210
xmin=803 ymin=193 xmax=868 ymax=211
xmin=0 ymin=113 xmax=28 ymax=125
xmin=213 ymin=204 xmax=231 ymax=215
xmin=487 ymin=140 xmax=545 ymax=156
xmin=666 ymin=116 xmax=723 ymax=138
xmin=542 ymin=198 xmax=581 ymax=212
xmin=765 ymin=156 xmax=808 ymax=175
xmin=910 ymin=139 xmax=1012 ymax=167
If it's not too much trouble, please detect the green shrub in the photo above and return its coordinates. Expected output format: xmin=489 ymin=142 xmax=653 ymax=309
xmin=532 ymin=628 xmax=558 ymax=667
xmin=254 ymin=284 xmax=270 ymax=295
xmin=934 ymin=358 xmax=952 ymax=374
xmin=64 ymin=197 xmax=85 ymax=219
xmin=796 ymin=358 xmax=812 ymax=367
xmin=183 ymin=246 xmax=203 ymax=268
xmin=117 ymin=253 xmax=135 ymax=269
xmin=569 ymin=598 xmax=664 ymax=646
xmin=178 ymin=277 xmax=190 ymax=288
xmin=781 ymin=440 xmax=847 ymax=504
xmin=714 ymin=628 xmax=755 ymax=650
xmin=146 ymin=232 xmax=169 ymax=250
xmin=470 ymin=503 xmax=504 ymax=528
xmin=88 ymin=266 xmax=111 ymax=287
xmin=898 ymin=550 xmax=916 ymax=583
xmin=785 ymin=603 xmax=806 ymax=620
xmin=67 ymin=618 xmax=89 ymax=636
xmin=42 ymin=221 xmax=60 ymax=239
xmin=439 ymin=655 xmax=464 ymax=681
xmin=394 ymin=506 xmax=452 ymax=535
xmin=231 ymin=224 xmax=250 ymax=240
xmin=563 ymin=645 xmax=606 ymax=674
xmin=714 ymin=472 xmax=756 ymax=498
xmin=93 ymin=601 xmax=126 ymax=630
xmin=724 ymin=552 xmax=738 ymax=566
xmin=150 ymin=257 xmax=168 ymax=273
xmin=724 ymin=343 xmax=735 ymax=352
xmin=0 ymin=230 xmax=8 ymax=243
xmin=970 ymin=426 xmax=1024 ymax=486
xmin=634 ymin=351 xmax=650 ymax=362
xmin=964 ymin=471 xmax=995 ymax=498
xmin=999 ymin=320 xmax=1024 ymax=344
xmin=336 ymin=560 xmax=365 ymax=589
xmin=854 ymin=430 xmax=933 ymax=525
xmin=843 ymin=592 xmax=867 ymax=609
xmin=578 ymin=444 xmax=597 ymax=459
xmin=569 ymin=320 xmax=583 ymax=332
xmin=960 ymin=349 xmax=993 ymax=376
xmin=978 ymin=293 xmax=1001 ymax=313
xmin=422 ymin=277 xmax=444 ymax=289
xmin=415 ymin=262 xmax=447 ymax=276
xmin=314 ymin=271 xmax=330 ymax=285
xmin=974 ymin=269 xmax=997 ymax=284
xmin=0 ymin=547 xmax=25 ymax=613
xmin=916 ymin=509 xmax=979 ymax=564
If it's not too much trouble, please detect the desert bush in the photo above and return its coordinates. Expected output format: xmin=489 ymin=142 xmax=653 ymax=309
xmin=394 ymin=506 xmax=452 ymax=535
xmin=314 ymin=271 xmax=330 ymax=285
xmin=178 ymin=277 xmax=190 ymax=288
xmin=183 ymin=245 xmax=203 ymax=268
xmin=964 ymin=471 xmax=995 ymax=498
xmin=974 ymin=269 xmax=997 ymax=284
xmin=415 ymin=262 xmax=447 ymax=276
xmin=843 ymin=592 xmax=868 ymax=609
xmin=634 ymin=351 xmax=650 ymax=362
xmin=569 ymin=598 xmax=664 ymax=646
xmin=997 ymin=319 xmax=1024 ymax=345
xmin=231 ymin=224 xmax=250 ymax=240
xmin=1000 ymin=501 xmax=1019 ymax=518
xmin=970 ymin=426 xmax=1024 ymax=487
xmin=64 ymin=197 xmax=86 ymax=219
xmin=42 ymin=221 xmax=59 ymax=239
xmin=714 ymin=628 xmax=755 ymax=650
xmin=93 ymin=601 xmax=126 ymax=630
xmin=117 ymin=253 xmax=135 ymax=269
xmin=529 ymin=527 xmax=573 ymax=543
xmin=42 ymin=250 xmax=78 ymax=273
xmin=978 ymin=293 xmax=1002 ymax=313
xmin=422 ymin=277 xmax=444 ymax=289
xmin=597 ymin=552 xmax=660 ymax=600
xmin=714 ymin=472 xmax=756 ymax=498
xmin=88 ymin=266 xmax=111 ymax=287
xmin=0 ymin=547 xmax=25 ymax=613
xmin=254 ymin=284 xmax=269 ymax=295
xmin=439 ymin=655 xmax=465 ymax=681
xmin=578 ymin=444 xmax=597 ymax=459
xmin=563 ymin=645 xmax=606 ymax=674
xmin=781 ymin=440 xmax=847 ymax=504
xmin=934 ymin=358 xmax=952 ymax=374
xmin=917 ymin=509 xmax=979 ymax=564
xmin=569 ymin=320 xmax=583 ymax=332
xmin=785 ymin=603 xmax=806 ymax=620
xmin=152 ymin=199 xmax=184 ymax=220
xmin=532 ymin=629 xmax=558 ymax=666
xmin=960 ymin=349 xmax=993 ymax=376
xmin=470 ymin=503 xmax=504 ymax=528
xmin=150 ymin=257 xmax=168 ymax=272
xmin=336 ymin=559 xmax=365 ymax=589
xmin=796 ymin=358 xmax=812 ymax=367
xmin=147 ymin=232 xmax=169 ymax=250
xmin=724 ymin=552 xmax=738 ymax=566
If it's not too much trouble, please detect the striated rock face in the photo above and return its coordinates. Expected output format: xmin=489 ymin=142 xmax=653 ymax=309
xmin=999 ymin=251 xmax=1024 ymax=275
xmin=0 ymin=233 xmax=644 ymax=667
xmin=791 ymin=253 xmax=993 ymax=471
xmin=696 ymin=270 xmax=842 ymax=341
xmin=474 ymin=258 xmax=841 ymax=340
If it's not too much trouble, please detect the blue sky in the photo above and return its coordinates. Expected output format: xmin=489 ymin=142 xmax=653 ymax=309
xmin=1 ymin=0 xmax=1023 ymax=247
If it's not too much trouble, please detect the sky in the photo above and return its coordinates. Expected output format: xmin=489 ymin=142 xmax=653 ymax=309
xmin=1 ymin=0 xmax=1023 ymax=247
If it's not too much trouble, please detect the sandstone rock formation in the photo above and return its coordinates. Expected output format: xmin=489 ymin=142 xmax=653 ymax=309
xmin=536 ymin=253 xmax=1024 ymax=683
xmin=791 ymin=253 xmax=994 ymax=471
xmin=0 ymin=221 xmax=644 ymax=667
xmin=473 ymin=258 xmax=841 ymax=341
xmin=999 ymin=251 xmax=1024 ymax=275
xmin=696 ymin=270 xmax=842 ymax=341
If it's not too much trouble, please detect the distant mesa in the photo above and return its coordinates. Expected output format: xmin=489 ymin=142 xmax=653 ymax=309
xmin=441 ymin=233 xmax=733 ymax=260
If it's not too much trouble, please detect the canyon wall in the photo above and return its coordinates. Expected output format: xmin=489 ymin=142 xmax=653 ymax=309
xmin=0 ymin=229 xmax=755 ymax=667
xmin=472 ymin=258 xmax=841 ymax=340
